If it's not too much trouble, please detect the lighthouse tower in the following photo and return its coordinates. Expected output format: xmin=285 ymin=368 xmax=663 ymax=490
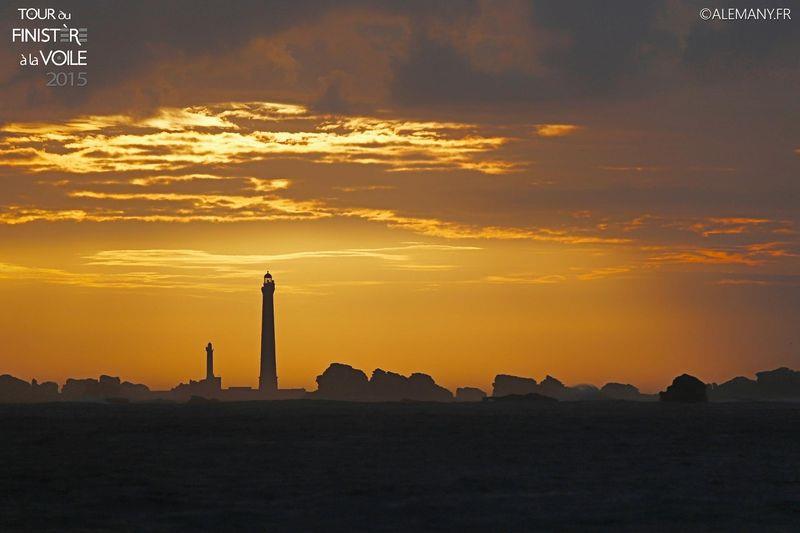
xmin=205 ymin=342 xmax=214 ymax=380
xmin=259 ymin=272 xmax=278 ymax=394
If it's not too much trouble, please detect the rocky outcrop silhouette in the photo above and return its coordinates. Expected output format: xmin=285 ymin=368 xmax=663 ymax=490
xmin=0 ymin=375 xmax=59 ymax=403
xmin=659 ymin=374 xmax=708 ymax=403
xmin=367 ymin=369 xmax=453 ymax=401
xmin=755 ymin=367 xmax=800 ymax=399
xmin=708 ymin=376 xmax=759 ymax=401
xmin=707 ymin=368 xmax=800 ymax=401
xmin=0 ymin=374 xmax=31 ymax=402
xmin=601 ymin=382 xmax=643 ymax=401
xmin=0 ymin=375 xmax=34 ymax=403
xmin=369 ymin=369 xmax=409 ymax=401
xmin=456 ymin=387 xmax=486 ymax=402
xmin=315 ymin=363 xmax=371 ymax=400
xmin=61 ymin=375 xmax=150 ymax=402
xmin=492 ymin=374 xmax=538 ymax=397
xmin=571 ymin=384 xmax=604 ymax=401
xmin=314 ymin=364 xmax=452 ymax=401
xmin=492 ymin=374 xmax=656 ymax=401
xmin=31 ymin=379 xmax=59 ymax=401
xmin=402 ymin=372 xmax=453 ymax=402
xmin=538 ymin=375 xmax=571 ymax=400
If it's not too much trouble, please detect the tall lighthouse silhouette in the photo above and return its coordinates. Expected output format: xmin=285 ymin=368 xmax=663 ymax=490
xmin=259 ymin=271 xmax=277 ymax=394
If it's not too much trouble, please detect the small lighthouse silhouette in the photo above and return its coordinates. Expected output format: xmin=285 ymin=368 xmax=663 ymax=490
xmin=259 ymin=271 xmax=277 ymax=394
xmin=205 ymin=342 xmax=214 ymax=380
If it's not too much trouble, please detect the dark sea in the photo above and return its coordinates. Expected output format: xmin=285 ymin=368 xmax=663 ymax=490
xmin=1 ymin=401 xmax=799 ymax=531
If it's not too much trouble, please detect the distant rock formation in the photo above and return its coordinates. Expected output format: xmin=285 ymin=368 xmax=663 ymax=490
xmin=492 ymin=374 xmax=538 ymax=397
xmin=493 ymin=374 xmax=608 ymax=401
xmin=0 ymin=375 xmax=32 ymax=403
xmin=314 ymin=363 xmax=453 ymax=401
xmin=456 ymin=387 xmax=487 ymax=402
xmin=402 ymin=372 xmax=453 ymax=402
xmin=709 ymin=367 xmax=800 ymax=401
xmin=755 ymin=367 xmax=800 ymax=399
xmin=487 ymin=392 xmax=558 ymax=403
xmin=601 ymin=382 xmax=643 ymax=401
xmin=61 ymin=375 xmax=150 ymax=402
xmin=370 ymin=369 xmax=410 ymax=401
xmin=659 ymin=374 xmax=708 ymax=403
xmin=0 ymin=375 xmax=59 ymax=403
xmin=539 ymin=375 xmax=572 ymax=400
xmin=315 ymin=363 xmax=370 ymax=400
xmin=570 ymin=384 xmax=604 ymax=401
xmin=708 ymin=376 xmax=760 ymax=401
xmin=31 ymin=379 xmax=59 ymax=399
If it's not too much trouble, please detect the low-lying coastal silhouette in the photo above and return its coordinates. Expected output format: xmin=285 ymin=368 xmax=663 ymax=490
xmin=6 ymin=366 xmax=800 ymax=404
xmin=4 ymin=272 xmax=798 ymax=405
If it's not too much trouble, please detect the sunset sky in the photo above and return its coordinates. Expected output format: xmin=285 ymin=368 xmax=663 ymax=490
xmin=1 ymin=1 xmax=798 ymax=393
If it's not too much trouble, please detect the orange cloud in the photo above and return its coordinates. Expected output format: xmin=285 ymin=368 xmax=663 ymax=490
xmin=485 ymin=273 xmax=567 ymax=284
xmin=0 ymin=101 xmax=520 ymax=175
xmin=576 ymin=266 xmax=632 ymax=281
xmin=342 ymin=208 xmax=630 ymax=244
xmin=129 ymin=174 xmax=227 ymax=186
xmin=687 ymin=217 xmax=778 ymax=237
xmin=84 ymin=244 xmax=479 ymax=269
xmin=535 ymin=124 xmax=581 ymax=137
xmin=333 ymin=184 xmax=396 ymax=193
xmin=647 ymin=242 xmax=796 ymax=267
xmin=0 ymin=243 xmax=480 ymax=292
